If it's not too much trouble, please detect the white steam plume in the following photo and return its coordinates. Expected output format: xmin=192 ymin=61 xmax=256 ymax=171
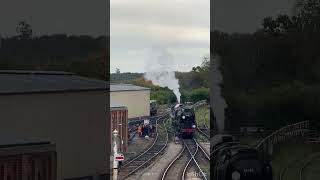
xmin=144 ymin=47 xmax=181 ymax=103
xmin=211 ymin=55 xmax=227 ymax=132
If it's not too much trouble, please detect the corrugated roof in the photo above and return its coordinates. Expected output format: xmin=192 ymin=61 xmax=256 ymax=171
xmin=110 ymin=84 xmax=150 ymax=92
xmin=0 ymin=70 xmax=108 ymax=94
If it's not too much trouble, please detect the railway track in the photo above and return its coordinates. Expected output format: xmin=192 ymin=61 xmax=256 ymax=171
xmin=161 ymin=144 xmax=187 ymax=180
xmin=196 ymin=127 xmax=210 ymax=140
xmin=118 ymin=114 xmax=169 ymax=180
xmin=128 ymin=111 xmax=171 ymax=142
xmin=183 ymin=138 xmax=210 ymax=180
xmin=161 ymin=138 xmax=209 ymax=180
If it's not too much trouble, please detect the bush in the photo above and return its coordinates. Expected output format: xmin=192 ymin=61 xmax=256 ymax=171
xmin=151 ymin=89 xmax=177 ymax=104
xmin=190 ymin=87 xmax=209 ymax=102
xmin=225 ymin=81 xmax=320 ymax=130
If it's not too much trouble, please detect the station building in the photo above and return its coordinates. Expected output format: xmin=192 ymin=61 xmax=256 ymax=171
xmin=0 ymin=70 xmax=109 ymax=180
xmin=110 ymin=84 xmax=150 ymax=120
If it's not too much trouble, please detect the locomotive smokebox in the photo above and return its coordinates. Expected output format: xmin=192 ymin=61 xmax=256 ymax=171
xmin=212 ymin=134 xmax=273 ymax=180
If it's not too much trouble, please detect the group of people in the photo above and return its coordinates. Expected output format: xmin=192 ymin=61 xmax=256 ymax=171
xmin=137 ymin=124 xmax=154 ymax=138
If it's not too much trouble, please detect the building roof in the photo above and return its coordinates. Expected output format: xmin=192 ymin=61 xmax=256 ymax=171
xmin=0 ymin=70 xmax=108 ymax=95
xmin=110 ymin=106 xmax=128 ymax=110
xmin=0 ymin=134 xmax=50 ymax=148
xmin=110 ymin=83 xmax=150 ymax=92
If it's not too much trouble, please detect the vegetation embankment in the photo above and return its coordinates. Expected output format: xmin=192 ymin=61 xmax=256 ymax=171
xmin=111 ymin=57 xmax=210 ymax=105
xmin=212 ymin=0 xmax=320 ymax=130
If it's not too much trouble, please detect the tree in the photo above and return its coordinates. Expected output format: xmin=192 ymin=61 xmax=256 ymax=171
xmin=294 ymin=0 xmax=320 ymax=32
xmin=16 ymin=20 xmax=32 ymax=40
xmin=116 ymin=68 xmax=120 ymax=74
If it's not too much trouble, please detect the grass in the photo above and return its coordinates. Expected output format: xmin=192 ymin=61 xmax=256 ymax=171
xmin=195 ymin=106 xmax=210 ymax=128
xmin=302 ymin=156 xmax=320 ymax=180
xmin=271 ymin=141 xmax=313 ymax=180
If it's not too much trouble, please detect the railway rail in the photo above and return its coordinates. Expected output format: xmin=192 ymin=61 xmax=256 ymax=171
xmin=161 ymin=138 xmax=209 ymax=180
xmin=182 ymin=138 xmax=210 ymax=180
xmin=118 ymin=113 xmax=169 ymax=180
xmin=196 ymin=127 xmax=210 ymax=140
xmin=127 ymin=111 xmax=171 ymax=142
xmin=160 ymin=101 xmax=210 ymax=180
xmin=161 ymin=144 xmax=187 ymax=180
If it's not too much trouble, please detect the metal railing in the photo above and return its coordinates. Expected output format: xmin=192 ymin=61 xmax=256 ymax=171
xmin=255 ymin=121 xmax=309 ymax=156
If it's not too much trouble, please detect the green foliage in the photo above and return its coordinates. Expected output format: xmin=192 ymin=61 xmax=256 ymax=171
xmin=212 ymin=1 xmax=320 ymax=130
xmin=195 ymin=106 xmax=210 ymax=128
xmin=111 ymin=73 xmax=143 ymax=83
xmin=225 ymin=81 xmax=320 ymax=129
xmin=111 ymin=57 xmax=210 ymax=104
xmin=181 ymin=87 xmax=209 ymax=103
xmin=190 ymin=87 xmax=209 ymax=102
xmin=0 ymin=34 xmax=108 ymax=80
xmin=151 ymin=89 xmax=177 ymax=104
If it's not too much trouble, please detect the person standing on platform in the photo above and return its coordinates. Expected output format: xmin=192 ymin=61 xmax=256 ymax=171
xmin=138 ymin=125 xmax=142 ymax=137
xmin=149 ymin=124 xmax=153 ymax=137
xmin=142 ymin=124 xmax=145 ymax=137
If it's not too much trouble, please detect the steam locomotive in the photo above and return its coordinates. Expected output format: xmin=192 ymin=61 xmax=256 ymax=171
xmin=212 ymin=134 xmax=273 ymax=180
xmin=171 ymin=103 xmax=196 ymax=138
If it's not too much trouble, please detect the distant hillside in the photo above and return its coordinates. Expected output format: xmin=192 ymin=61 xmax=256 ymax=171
xmin=110 ymin=72 xmax=143 ymax=83
xmin=0 ymin=34 xmax=108 ymax=80
xmin=110 ymin=63 xmax=209 ymax=104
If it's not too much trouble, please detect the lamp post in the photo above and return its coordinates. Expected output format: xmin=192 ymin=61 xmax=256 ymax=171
xmin=113 ymin=129 xmax=119 ymax=180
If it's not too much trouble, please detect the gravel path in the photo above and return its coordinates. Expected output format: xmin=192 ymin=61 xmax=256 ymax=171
xmin=186 ymin=165 xmax=203 ymax=180
xmin=199 ymin=142 xmax=210 ymax=156
xmin=125 ymin=135 xmax=155 ymax=163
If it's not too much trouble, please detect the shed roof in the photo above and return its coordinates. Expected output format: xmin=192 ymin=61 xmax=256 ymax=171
xmin=110 ymin=83 xmax=150 ymax=92
xmin=0 ymin=134 xmax=50 ymax=148
xmin=0 ymin=70 xmax=108 ymax=95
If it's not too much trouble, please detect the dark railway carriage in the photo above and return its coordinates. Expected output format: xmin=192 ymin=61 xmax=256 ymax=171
xmin=150 ymin=100 xmax=157 ymax=116
xmin=171 ymin=104 xmax=196 ymax=138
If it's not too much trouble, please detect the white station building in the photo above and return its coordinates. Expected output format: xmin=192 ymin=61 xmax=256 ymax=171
xmin=110 ymin=84 xmax=150 ymax=120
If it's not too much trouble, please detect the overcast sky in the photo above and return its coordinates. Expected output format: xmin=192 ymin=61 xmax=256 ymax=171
xmin=0 ymin=0 xmax=296 ymax=73
xmin=0 ymin=0 xmax=108 ymax=37
xmin=212 ymin=0 xmax=296 ymax=33
xmin=110 ymin=0 xmax=210 ymax=73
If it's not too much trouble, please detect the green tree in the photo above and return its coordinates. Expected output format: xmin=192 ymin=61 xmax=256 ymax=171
xmin=116 ymin=68 xmax=120 ymax=74
xmin=16 ymin=20 xmax=33 ymax=40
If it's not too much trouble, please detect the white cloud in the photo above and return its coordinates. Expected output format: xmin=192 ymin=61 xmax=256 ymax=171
xmin=111 ymin=0 xmax=209 ymax=72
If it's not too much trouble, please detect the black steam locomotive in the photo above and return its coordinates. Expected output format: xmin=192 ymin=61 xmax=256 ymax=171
xmin=171 ymin=104 xmax=196 ymax=138
xmin=212 ymin=134 xmax=273 ymax=180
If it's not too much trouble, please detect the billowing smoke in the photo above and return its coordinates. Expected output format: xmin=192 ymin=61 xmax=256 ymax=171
xmin=144 ymin=47 xmax=181 ymax=103
xmin=211 ymin=55 xmax=227 ymax=132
